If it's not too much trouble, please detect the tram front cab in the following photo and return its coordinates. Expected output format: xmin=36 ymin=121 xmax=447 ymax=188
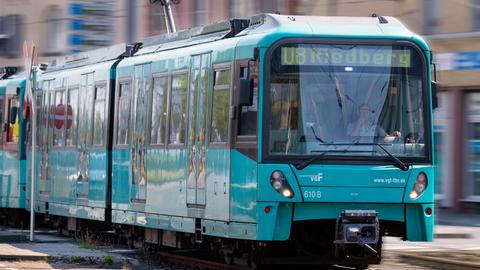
xmin=254 ymin=36 xmax=435 ymax=263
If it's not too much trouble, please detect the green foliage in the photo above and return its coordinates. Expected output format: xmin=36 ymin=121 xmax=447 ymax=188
xmin=75 ymin=230 xmax=97 ymax=249
xmin=102 ymin=255 xmax=114 ymax=266
xmin=71 ymin=256 xmax=86 ymax=263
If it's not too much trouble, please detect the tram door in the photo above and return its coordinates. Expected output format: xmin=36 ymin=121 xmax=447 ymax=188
xmin=131 ymin=63 xmax=151 ymax=203
xmin=39 ymin=83 xmax=53 ymax=200
xmin=76 ymin=73 xmax=94 ymax=200
xmin=187 ymin=53 xmax=211 ymax=206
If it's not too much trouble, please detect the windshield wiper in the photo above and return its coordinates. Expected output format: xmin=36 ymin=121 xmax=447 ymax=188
xmin=319 ymin=142 xmax=409 ymax=171
xmin=363 ymin=142 xmax=409 ymax=171
xmin=294 ymin=148 xmax=368 ymax=170
xmin=294 ymin=142 xmax=409 ymax=171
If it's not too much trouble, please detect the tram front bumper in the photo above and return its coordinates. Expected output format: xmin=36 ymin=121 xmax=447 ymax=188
xmin=257 ymin=202 xmax=434 ymax=242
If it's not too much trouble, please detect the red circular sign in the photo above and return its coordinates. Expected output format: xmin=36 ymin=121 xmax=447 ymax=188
xmin=66 ymin=105 xmax=73 ymax=129
xmin=54 ymin=105 xmax=65 ymax=130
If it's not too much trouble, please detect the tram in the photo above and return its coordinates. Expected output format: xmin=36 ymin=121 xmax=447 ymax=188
xmin=0 ymin=67 xmax=27 ymax=212
xmin=3 ymin=14 xmax=436 ymax=268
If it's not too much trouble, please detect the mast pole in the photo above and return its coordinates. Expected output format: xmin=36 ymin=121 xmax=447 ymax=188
xmin=162 ymin=0 xmax=177 ymax=33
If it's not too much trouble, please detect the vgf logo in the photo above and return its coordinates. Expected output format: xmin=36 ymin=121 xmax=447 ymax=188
xmin=301 ymin=173 xmax=323 ymax=182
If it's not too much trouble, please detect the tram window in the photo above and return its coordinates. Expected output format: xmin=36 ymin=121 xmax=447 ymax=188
xmin=210 ymin=68 xmax=231 ymax=143
xmin=168 ymin=73 xmax=188 ymax=145
xmin=53 ymin=90 xmax=65 ymax=146
xmin=117 ymin=81 xmax=132 ymax=145
xmin=48 ymin=88 xmax=55 ymax=146
xmin=0 ymin=97 xmax=4 ymax=146
xmin=40 ymin=90 xmax=48 ymax=146
xmin=270 ymin=83 xmax=298 ymax=130
xmin=35 ymin=93 xmax=42 ymax=146
xmin=65 ymin=88 xmax=78 ymax=146
xmin=237 ymin=64 xmax=258 ymax=136
xmin=151 ymin=76 xmax=168 ymax=145
xmin=6 ymin=96 xmax=20 ymax=143
xmin=92 ymin=85 xmax=106 ymax=146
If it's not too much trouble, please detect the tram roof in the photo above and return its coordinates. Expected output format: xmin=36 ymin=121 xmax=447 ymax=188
xmin=0 ymin=69 xmax=25 ymax=95
xmin=134 ymin=13 xmax=419 ymax=56
xmin=245 ymin=13 xmax=415 ymax=38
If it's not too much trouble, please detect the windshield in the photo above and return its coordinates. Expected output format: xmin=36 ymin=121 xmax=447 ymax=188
xmin=266 ymin=43 xmax=428 ymax=159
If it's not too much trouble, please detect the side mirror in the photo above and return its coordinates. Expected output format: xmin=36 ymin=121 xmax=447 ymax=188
xmin=238 ymin=78 xmax=254 ymax=106
xmin=431 ymin=81 xmax=438 ymax=109
xmin=9 ymin=106 xmax=18 ymax=124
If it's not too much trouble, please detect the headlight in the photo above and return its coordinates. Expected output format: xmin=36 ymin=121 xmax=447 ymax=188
xmin=409 ymin=172 xmax=428 ymax=200
xmin=270 ymin=170 xmax=294 ymax=198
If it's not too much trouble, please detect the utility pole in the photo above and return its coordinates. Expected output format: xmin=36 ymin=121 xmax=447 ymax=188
xmin=22 ymin=41 xmax=36 ymax=242
xmin=150 ymin=0 xmax=179 ymax=33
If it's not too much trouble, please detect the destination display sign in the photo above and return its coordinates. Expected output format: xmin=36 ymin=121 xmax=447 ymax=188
xmin=280 ymin=45 xmax=411 ymax=68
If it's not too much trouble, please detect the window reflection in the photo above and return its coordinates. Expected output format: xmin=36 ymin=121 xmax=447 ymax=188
xmin=268 ymin=44 xmax=427 ymax=159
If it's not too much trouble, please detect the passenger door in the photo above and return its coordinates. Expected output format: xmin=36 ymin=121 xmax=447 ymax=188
xmin=131 ymin=63 xmax=151 ymax=203
xmin=187 ymin=53 xmax=211 ymax=206
xmin=76 ymin=73 xmax=94 ymax=201
xmin=0 ymin=96 xmax=4 ymax=197
xmin=39 ymin=83 xmax=53 ymax=200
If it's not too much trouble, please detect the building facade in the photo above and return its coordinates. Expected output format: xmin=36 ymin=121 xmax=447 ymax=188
xmin=0 ymin=0 xmax=146 ymax=66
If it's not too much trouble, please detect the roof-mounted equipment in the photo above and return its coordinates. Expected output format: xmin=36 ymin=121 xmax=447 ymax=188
xmin=0 ymin=66 xmax=18 ymax=80
xmin=137 ymin=18 xmax=249 ymax=55
xmin=46 ymin=43 xmax=141 ymax=72
xmin=370 ymin=13 xmax=388 ymax=24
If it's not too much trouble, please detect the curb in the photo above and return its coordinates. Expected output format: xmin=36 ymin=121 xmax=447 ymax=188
xmin=434 ymin=233 xmax=473 ymax=239
xmin=399 ymin=253 xmax=480 ymax=270
xmin=0 ymin=254 xmax=48 ymax=261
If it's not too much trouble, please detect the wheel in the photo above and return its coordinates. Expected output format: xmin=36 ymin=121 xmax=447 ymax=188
xmin=224 ymin=252 xmax=234 ymax=265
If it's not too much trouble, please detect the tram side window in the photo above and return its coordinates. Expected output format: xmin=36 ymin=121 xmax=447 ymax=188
xmin=65 ymin=88 xmax=78 ymax=146
xmin=210 ymin=68 xmax=231 ymax=143
xmin=48 ymin=89 xmax=55 ymax=146
xmin=92 ymin=85 xmax=106 ymax=146
xmin=35 ymin=93 xmax=42 ymax=146
xmin=237 ymin=64 xmax=258 ymax=136
xmin=117 ymin=81 xmax=132 ymax=145
xmin=6 ymin=96 xmax=20 ymax=143
xmin=168 ymin=73 xmax=188 ymax=145
xmin=0 ymin=97 xmax=4 ymax=146
xmin=151 ymin=76 xmax=168 ymax=145
xmin=40 ymin=91 xmax=47 ymax=146
xmin=53 ymin=90 xmax=65 ymax=146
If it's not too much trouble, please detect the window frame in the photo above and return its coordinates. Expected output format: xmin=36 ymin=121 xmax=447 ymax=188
xmin=52 ymin=88 xmax=66 ymax=148
xmin=465 ymin=90 xmax=480 ymax=200
xmin=114 ymin=77 xmax=133 ymax=149
xmin=34 ymin=91 xmax=43 ymax=149
xmin=41 ymin=89 xmax=50 ymax=148
xmin=0 ymin=95 xmax=4 ymax=149
xmin=167 ymin=69 xmax=189 ymax=149
xmin=261 ymin=38 xmax=432 ymax=165
xmin=4 ymin=94 xmax=21 ymax=147
xmin=208 ymin=62 xmax=232 ymax=148
xmin=91 ymin=81 xmax=107 ymax=148
xmin=64 ymin=85 xmax=79 ymax=148
xmin=149 ymin=72 xmax=170 ymax=148
xmin=232 ymin=60 xmax=258 ymax=150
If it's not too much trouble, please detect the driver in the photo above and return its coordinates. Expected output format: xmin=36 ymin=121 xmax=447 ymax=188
xmin=349 ymin=104 xmax=402 ymax=142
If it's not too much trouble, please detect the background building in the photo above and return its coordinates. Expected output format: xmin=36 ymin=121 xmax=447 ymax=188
xmin=0 ymin=0 xmax=478 ymax=213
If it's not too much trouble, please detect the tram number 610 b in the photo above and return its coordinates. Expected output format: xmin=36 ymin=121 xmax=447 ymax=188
xmin=303 ymin=190 xmax=322 ymax=199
